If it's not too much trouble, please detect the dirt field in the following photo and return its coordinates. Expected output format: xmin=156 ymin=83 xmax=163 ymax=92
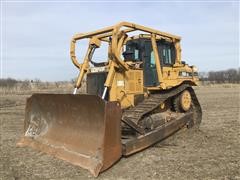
xmin=0 ymin=86 xmax=239 ymax=180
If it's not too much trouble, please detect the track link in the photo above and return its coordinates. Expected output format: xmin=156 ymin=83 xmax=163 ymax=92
xmin=122 ymin=84 xmax=202 ymax=134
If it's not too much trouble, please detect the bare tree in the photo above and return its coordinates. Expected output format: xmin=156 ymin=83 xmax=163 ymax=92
xmin=202 ymin=68 xmax=240 ymax=84
xmin=0 ymin=78 xmax=18 ymax=88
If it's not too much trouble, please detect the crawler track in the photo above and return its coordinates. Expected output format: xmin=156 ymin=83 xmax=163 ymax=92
xmin=122 ymin=84 xmax=202 ymax=134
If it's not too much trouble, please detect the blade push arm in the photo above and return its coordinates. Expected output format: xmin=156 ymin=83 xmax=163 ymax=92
xmin=71 ymin=37 xmax=101 ymax=93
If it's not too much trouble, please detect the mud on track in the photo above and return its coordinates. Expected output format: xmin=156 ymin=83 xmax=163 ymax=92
xmin=0 ymin=86 xmax=240 ymax=179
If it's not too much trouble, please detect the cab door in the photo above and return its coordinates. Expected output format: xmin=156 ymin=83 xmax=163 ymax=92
xmin=157 ymin=41 xmax=176 ymax=77
xmin=143 ymin=41 xmax=159 ymax=87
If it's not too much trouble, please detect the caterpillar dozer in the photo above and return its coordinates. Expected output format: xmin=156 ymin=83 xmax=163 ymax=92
xmin=17 ymin=22 xmax=202 ymax=177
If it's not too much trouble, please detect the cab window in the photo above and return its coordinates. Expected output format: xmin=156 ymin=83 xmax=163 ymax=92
xmin=134 ymin=49 xmax=139 ymax=60
xmin=150 ymin=51 xmax=156 ymax=67
xmin=123 ymin=42 xmax=141 ymax=61
xmin=158 ymin=42 xmax=175 ymax=66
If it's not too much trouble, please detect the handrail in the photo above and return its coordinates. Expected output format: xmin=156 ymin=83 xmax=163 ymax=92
xmin=70 ymin=22 xmax=181 ymax=70
xmin=70 ymin=22 xmax=182 ymax=93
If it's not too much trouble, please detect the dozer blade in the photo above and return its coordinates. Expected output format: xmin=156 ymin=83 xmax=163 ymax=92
xmin=17 ymin=94 xmax=122 ymax=177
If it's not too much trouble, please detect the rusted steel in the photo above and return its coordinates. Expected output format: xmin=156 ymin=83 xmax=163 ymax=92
xmin=122 ymin=112 xmax=193 ymax=156
xmin=17 ymin=94 xmax=122 ymax=177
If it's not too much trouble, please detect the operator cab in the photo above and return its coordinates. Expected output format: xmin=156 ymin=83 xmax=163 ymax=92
xmin=123 ymin=41 xmax=142 ymax=62
xmin=123 ymin=38 xmax=176 ymax=87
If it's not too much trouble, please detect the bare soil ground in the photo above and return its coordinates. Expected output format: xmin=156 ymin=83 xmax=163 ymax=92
xmin=0 ymin=86 xmax=239 ymax=180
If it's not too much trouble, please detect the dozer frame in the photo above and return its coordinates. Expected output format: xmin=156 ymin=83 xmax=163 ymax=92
xmin=71 ymin=22 xmax=198 ymax=100
xmin=18 ymin=22 xmax=202 ymax=177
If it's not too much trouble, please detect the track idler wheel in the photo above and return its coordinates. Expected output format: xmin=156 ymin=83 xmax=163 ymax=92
xmin=173 ymin=89 xmax=192 ymax=112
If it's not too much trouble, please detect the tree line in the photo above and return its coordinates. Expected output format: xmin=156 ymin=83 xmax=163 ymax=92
xmin=199 ymin=68 xmax=240 ymax=83
xmin=0 ymin=68 xmax=239 ymax=87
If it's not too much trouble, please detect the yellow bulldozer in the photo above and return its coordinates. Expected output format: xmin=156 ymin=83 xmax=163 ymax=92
xmin=18 ymin=22 xmax=202 ymax=177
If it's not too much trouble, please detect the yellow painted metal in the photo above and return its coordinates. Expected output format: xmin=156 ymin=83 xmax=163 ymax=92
xmin=160 ymin=103 xmax=165 ymax=110
xmin=117 ymin=21 xmax=181 ymax=40
xmin=127 ymin=34 xmax=173 ymax=43
xmin=69 ymin=21 xmax=198 ymax=109
xmin=19 ymin=22 xmax=200 ymax=178
xmin=90 ymin=37 xmax=101 ymax=47
xmin=109 ymin=69 xmax=144 ymax=108
xmin=104 ymin=61 xmax=116 ymax=88
xmin=111 ymin=27 xmax=129 ymax=70
xmin=151 ymin=34 xmax=163 ymax=86
xmin=174 ymin=40 xmax=182 ymax=65
xmin=70 ymin=21 xmax=181 ymax=73
xmin=180 ymin=90 xmax=192 ymax=111
xmin=75 ymin=46 xmax=91 ymax=88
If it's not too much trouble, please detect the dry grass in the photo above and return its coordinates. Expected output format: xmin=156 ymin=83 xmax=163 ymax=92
xmin=0 ymin=84 xmax=239 ymax=179
xmin=0 ymin=81 xmax=86 ymax=95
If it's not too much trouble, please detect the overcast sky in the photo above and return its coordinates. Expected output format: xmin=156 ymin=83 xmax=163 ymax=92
xmin=1 ymin=1 xmax=239 ymax=81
